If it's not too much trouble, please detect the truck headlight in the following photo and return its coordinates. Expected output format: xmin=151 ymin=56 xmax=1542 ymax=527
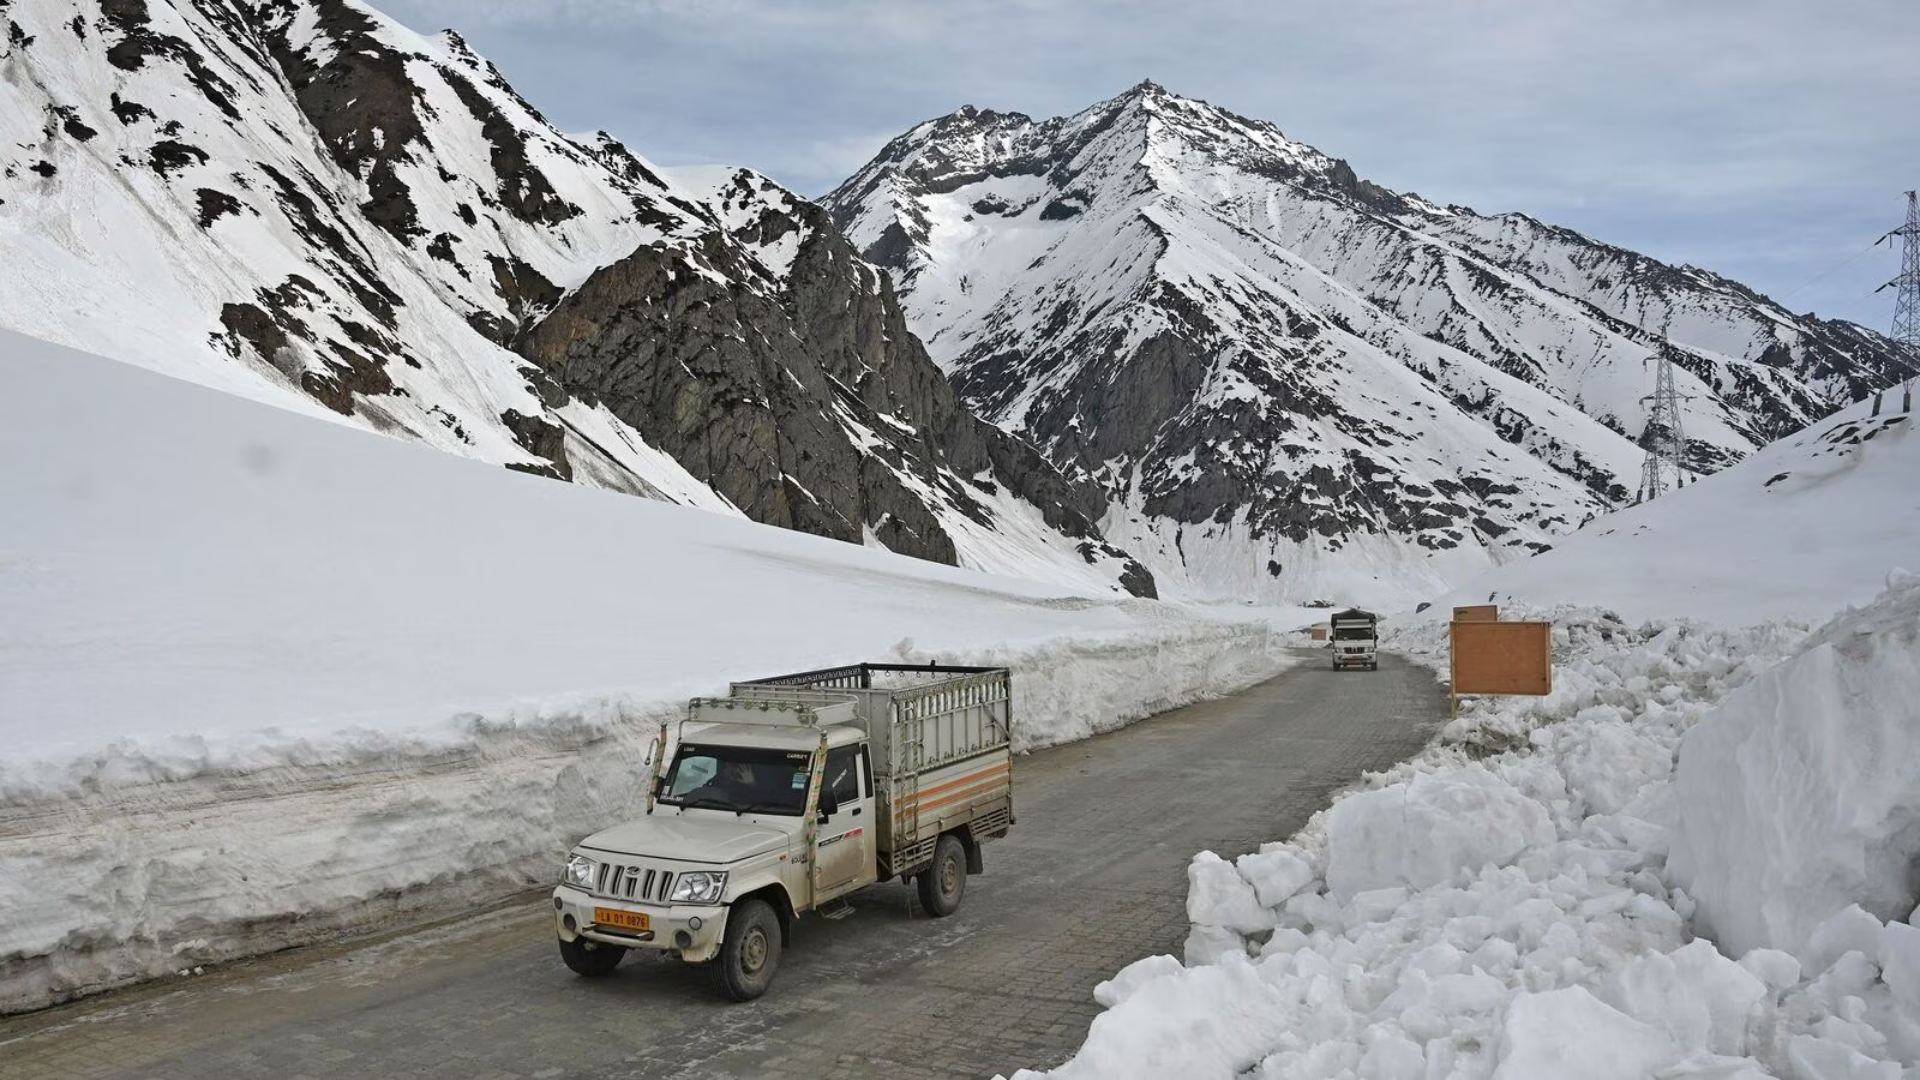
xmin=563 ymin=853 xmax=596 ymax=891
xmin=669 ymin=871 xmax=727 ymax=904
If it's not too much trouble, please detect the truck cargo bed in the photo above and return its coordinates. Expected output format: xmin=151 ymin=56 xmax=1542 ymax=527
xmin=725 ymin=663 xmax=1014 ymax=878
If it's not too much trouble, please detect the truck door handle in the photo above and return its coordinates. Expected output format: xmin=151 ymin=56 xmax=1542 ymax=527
xmin=851 ymin=808 xmax=862 ymax=817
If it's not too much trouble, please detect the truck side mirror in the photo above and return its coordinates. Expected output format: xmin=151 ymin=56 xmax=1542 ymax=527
xmin=818 ymin=787 xmax=840 ymax=818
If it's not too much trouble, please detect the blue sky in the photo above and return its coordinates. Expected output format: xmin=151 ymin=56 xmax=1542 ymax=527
xmin=379 ymin=0 xmax=1918 ymax=332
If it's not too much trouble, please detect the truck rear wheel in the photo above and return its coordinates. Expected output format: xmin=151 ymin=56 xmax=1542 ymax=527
xmin=917 ymin=833 xmax=967 ymax=917
xmin=558 ymin=935 xmax=625 ymax=977
xmin=712 ymin=898 xmax=781 ymax=1002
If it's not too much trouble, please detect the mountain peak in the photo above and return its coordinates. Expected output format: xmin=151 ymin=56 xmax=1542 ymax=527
xmin=822 ymin=83 xmax=1912 ymax=603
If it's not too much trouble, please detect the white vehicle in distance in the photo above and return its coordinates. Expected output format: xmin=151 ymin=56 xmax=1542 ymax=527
xmin=1329 ymin=608 xmax=1379 ymax=671
xmin=552 ymin=663 xmax=1014 ymax=1000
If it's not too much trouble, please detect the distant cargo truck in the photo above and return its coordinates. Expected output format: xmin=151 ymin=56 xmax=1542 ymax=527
xmin=553 ymin=663 xmax=1014 ymax=1001
xmin=1329 ymin=609 xmax=1379 ymax=671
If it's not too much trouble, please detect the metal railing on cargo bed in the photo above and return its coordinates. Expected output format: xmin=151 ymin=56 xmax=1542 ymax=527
xmin=729 ymin=664 xmax=1011 ymax=773
xmin=730 ymin=665 xmax=1013 ymax=854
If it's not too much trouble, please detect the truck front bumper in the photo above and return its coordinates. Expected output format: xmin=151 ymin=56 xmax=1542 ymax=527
xmin=552 ymin=885 xmax=727 ymax=963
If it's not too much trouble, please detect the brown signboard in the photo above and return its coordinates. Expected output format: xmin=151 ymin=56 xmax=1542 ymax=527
xmin=1453 ymin=604 xmax=1499 ymax=622
xmin=1450 ymin=621 xmax=1552 ymax=696
xmin=1310 ymin=627 xmax=1328 ymax=641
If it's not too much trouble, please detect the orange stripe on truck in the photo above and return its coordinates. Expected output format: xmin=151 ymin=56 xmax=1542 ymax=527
xmin=913 ymin=782 xmax=1009 ymax=816
xmin=902 ymin=761 xmax=1011 ymax=805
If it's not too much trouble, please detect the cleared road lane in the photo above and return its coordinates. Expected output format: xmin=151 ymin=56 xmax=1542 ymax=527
xmin=0 ymin=649 xmax=1445 ymax=1080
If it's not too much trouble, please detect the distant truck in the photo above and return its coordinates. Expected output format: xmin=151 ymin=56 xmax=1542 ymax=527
xmin=552 ymin=663 xmax=1014 ymax=1001
xmin=1329 ymin=609 xmax=1379 ymax=671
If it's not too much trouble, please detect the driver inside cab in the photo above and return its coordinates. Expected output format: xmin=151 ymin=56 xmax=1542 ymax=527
xmin=714 ymin=760 xmax=758 ymax=801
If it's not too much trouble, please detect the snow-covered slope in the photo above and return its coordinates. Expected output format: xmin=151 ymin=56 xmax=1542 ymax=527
xmin=824 ymin=82 xmax=1914 ymax=607
xmin=0 ymin=330 xmax=1277 ymax=1011
xmin=0 ymin=0 xmax=1149 ymax=593
xmin=1428 ymin=396 xmax=1918 ymax=625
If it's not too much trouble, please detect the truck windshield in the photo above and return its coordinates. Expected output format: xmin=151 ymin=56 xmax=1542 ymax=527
xmin=1333 ymin=626 xmax=1375 ymax=640
xmin=658 ymin=744 xmax=813 ymax=816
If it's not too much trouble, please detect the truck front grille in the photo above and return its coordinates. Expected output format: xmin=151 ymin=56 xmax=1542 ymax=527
xmin=595 ymin=862 xmax=675 ymax=904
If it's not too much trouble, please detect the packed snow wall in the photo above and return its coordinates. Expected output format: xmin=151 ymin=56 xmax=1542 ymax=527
xmin=0 ymin=333 xmax=1288 ymax=1014
xmin=1670 ymin=574 xmax=1920 ymax=963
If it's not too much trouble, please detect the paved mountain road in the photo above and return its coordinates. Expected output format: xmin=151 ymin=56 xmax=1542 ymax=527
xmin=0 ymin=650 xmax=1445 ymax=1080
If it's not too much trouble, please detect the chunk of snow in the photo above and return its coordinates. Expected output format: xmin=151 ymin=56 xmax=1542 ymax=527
xmin=1492 ymin=986 xmax=1676 ymax=1080
xmin=1325 ymin=767 xmax=1553 ymax=898
xmin=1092 ymin=954 xmax=1183 ymax=1008
xmin=1669 ymin=580 xmax=1920 ymax=962
xmin=1805 ymin=907 xmax=1893 ymax=978
xmin=1785 ymin=1035 xmax=1901 ymax=1080
xmin=1235 ymin=847 xmax=1315 ymax=908
xmin=1597 ymin=939 xmax=1767 ymax=1057
xmin=1012 ymin=953 xmax=1292 ymax=1080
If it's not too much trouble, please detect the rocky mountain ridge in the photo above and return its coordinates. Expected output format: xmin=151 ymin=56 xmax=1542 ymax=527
xmin=824 ymin=81 xmax=1913 ymax=602
xmin=0 ymin=0 xmax=1152 ymax=594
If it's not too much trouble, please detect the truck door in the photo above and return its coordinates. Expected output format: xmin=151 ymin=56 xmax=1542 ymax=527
xmin=813 ymin=744 xmax=878 ymax=903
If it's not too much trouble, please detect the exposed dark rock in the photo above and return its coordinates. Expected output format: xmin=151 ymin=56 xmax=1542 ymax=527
xmin=301 ymin=342 xmax=395 ymax=415
xmin=256 ymin=163 xmax=402 ymax=327
xmin=439 ymin=67 xmax=581 ymax=228
xmin=485 ymin=254 xmax=560 ymax=343
xmin=48 ymin=105 xmax=98 ymax=142
xmin=518 ymin=191 xmax=1153 ymax=594
xmin=257 ymin=0 xmax=426 ymax=240
xmin=220 ymin=301 xmax=292 ymax=370
xmin=148 ymin=140 xmax=207 ymax=175
xmin=100 ymin=0 xmax=239 ymax=118
xmin=109 ymin=93 xmax=154 ymax=125
xmin=195 ymin=187 xmax=241 ymax=227
xmin=500 ymin=409 xmax=572 ymax=481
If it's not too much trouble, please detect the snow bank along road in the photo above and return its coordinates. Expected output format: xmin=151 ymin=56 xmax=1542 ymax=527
xmin=0 ymin=651 xmax=1444 ymax=1080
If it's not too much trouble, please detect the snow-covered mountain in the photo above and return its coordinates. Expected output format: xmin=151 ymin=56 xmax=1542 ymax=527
xmin=0 ymin=0 xmax=1150 ymax=594
xmin=824 ymin=82 xmax=1915 ymax=604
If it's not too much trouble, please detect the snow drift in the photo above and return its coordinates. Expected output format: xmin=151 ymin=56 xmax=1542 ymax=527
xmin=1012 ymin=581 xmax=1920 ymax=1080
xmin=0 ymin=331 xmax=1285 ymax=1013
xmin=1670 ymin=572 xmax=1920 ymax=965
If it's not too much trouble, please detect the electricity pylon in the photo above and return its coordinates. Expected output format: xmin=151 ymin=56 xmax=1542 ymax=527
xmin=1636 ymin=334 xmax=1691 ymax=504
xmin=1877 ymin=190 xmax=1920 ymax=407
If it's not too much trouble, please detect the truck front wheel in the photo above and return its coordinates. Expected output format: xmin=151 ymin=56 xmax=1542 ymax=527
xmin=712 ymin=898 xmax=781 ymax=1002
xmin=558 ymin=935 xmax=625 ymax=977
xmin=917 ymin=833 xmax=967 ymax=917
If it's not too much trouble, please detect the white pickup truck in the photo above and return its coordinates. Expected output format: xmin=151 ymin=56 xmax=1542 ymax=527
xmin=552 ymin=663 xmax=1014 ymax=1000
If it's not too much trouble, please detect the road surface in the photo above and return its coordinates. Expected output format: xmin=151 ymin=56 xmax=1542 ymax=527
xmin=0 ymin=650 xmax=1445 ymax=1080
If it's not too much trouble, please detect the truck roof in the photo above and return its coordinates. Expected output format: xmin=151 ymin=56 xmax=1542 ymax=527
xmin=679 ymin=722 xmax=863 ymax=751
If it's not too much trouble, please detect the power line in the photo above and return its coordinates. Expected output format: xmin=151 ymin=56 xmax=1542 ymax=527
xmin=1772 ymin=240 xmax=1880 ymax=305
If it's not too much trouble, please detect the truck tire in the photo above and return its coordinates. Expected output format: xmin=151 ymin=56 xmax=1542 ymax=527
xmin=712 ymin=898 xmax=781 ymax=1002
xmin=558 ymin=935 xmax=625 ymax=977
xmin=917 ymin=833 xmax=967 ymax=917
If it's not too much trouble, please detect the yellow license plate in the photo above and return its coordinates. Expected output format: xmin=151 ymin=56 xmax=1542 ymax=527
xmin=593 ymin=908 xmax=650 ymax=932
